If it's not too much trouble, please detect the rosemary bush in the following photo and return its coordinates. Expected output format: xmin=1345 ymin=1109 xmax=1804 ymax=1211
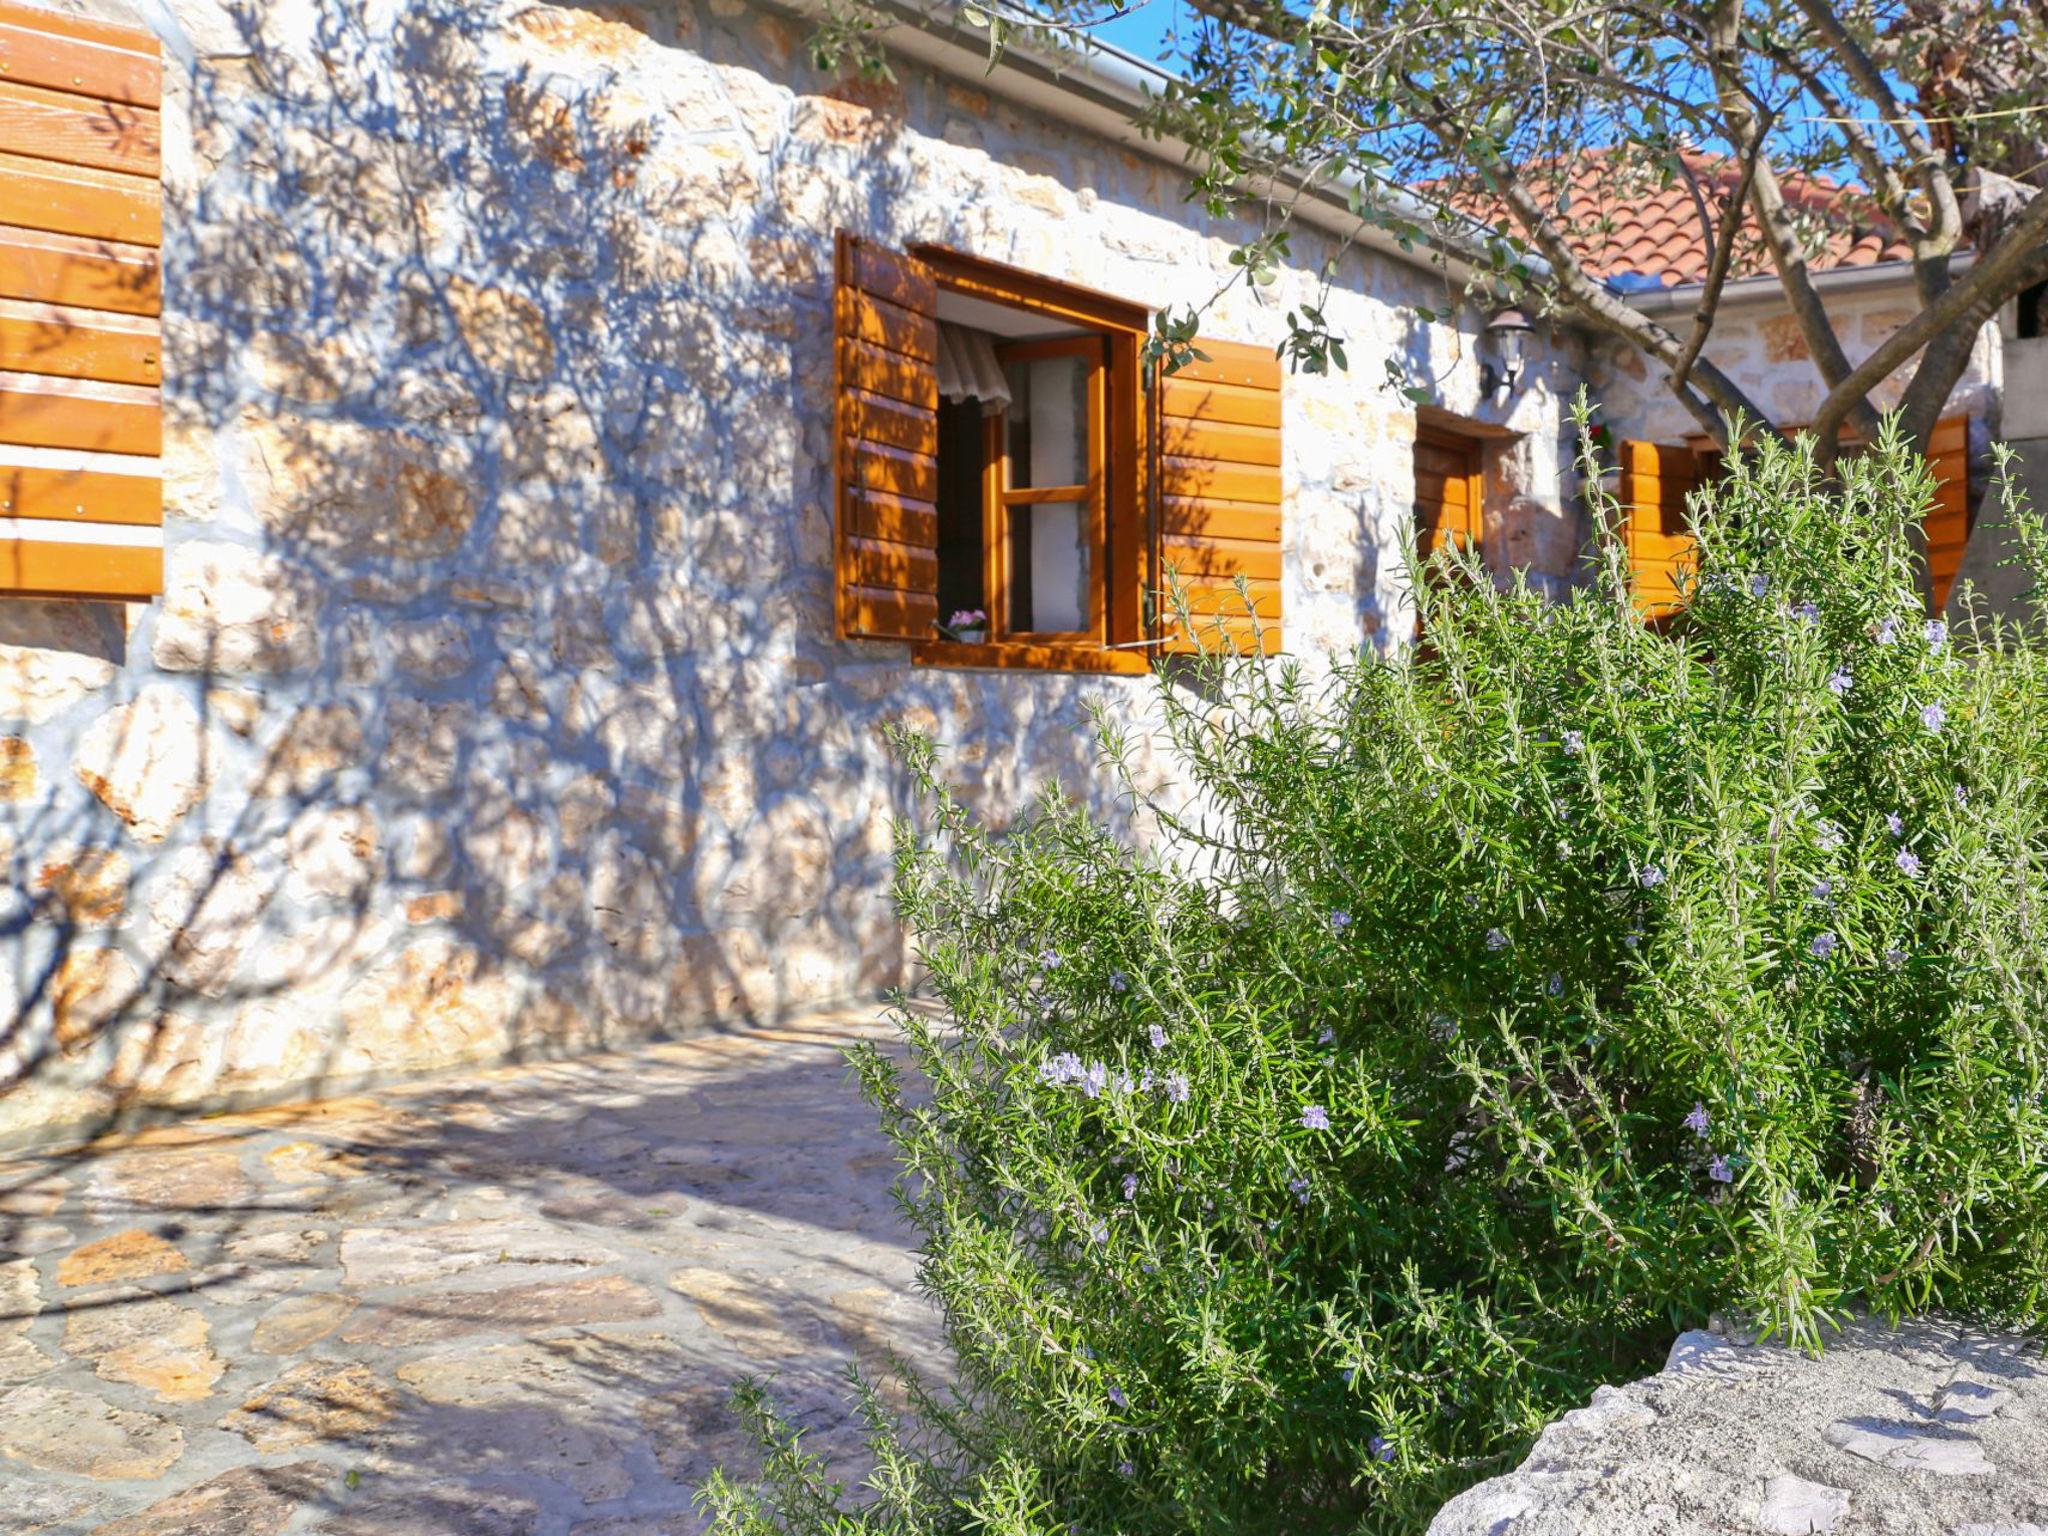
xmin=703 ymin=426 xmax=2048 ymax=1536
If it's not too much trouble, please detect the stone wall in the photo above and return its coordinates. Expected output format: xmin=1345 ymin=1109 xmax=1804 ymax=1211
xmin=0 ymin=0 xmax=1578 ymax=1146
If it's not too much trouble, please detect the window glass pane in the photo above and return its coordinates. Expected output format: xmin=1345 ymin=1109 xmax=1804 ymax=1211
xmin=1004 ymin=354 xmax=1087 ymax=489
xmin=1008 ymin=500 xmax=1089 ymax=633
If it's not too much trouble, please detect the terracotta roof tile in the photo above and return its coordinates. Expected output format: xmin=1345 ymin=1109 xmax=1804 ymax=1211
xmin=1445 ymin=149 xmax=1914 ymax=286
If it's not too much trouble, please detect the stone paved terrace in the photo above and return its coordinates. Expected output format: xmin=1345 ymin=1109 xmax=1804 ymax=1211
xmin=0 ymin=1008 xmax=945 ymax=1535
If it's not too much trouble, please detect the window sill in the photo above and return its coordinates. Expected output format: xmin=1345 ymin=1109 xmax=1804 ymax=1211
xmin=911 ymin=640 xmax=1157 ymax=676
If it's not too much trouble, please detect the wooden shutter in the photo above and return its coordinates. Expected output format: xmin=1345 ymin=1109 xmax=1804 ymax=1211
xmin=1157 ymin=337 xmax=1282 ymax=655
xmin=1616 ymin=441 xmax=1698 ymax=619
xmin=0 ymin=1 xmax=163 ymax=601
xmin=1923 ymin=415 xmax=1970 ymax=609
xmin=834 ymin=231 xmax=940 ymax=642
xmin=1414 ymin=424 xmax=1483 ymax=559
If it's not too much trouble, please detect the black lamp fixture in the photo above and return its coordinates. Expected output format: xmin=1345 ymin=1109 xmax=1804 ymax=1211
xmin=1479 ymin=307 xmax=1534 ymax=399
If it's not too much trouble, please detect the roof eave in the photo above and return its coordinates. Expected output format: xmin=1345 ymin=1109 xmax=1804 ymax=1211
xmin=1618 ymin=254 xmax=1960 ymax=316
xmin=760 ymin=0 xmax=1540 ymax=289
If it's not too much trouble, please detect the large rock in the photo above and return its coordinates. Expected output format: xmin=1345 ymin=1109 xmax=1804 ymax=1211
xmin=151 ymin=542 xmax=322 ymax=676
xmin=72 ymin=686 xmax=212 ymax=843
xmin=1425 ymin=1319 xmax=2048 ymax=1536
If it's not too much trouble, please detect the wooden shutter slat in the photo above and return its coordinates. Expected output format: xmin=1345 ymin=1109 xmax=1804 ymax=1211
xmin=835 ymin=232 xmax=940 ymax=642
xmin=1159 ymin=455 xmax=1281 ymax=506
xmin=1159 ymin=415 xmax=1281 ymax=467
xmin=0 ymin=374 xmax=158 ymax=454
xmin=0 ymin=303 xmax=158 ymax=384
xmin=845 ymin=291 xmax=936 ymax=364
xmin=0 ymin=2 xmax=159 ymax=56
xmin=844 ymin=488 xmax=936 ymax=548
xmin=1160 ymin=337 xmax=1283 ymax=655
xmin=1159 ymin=375 xmax=1280 ymax=428
xmin=843 ymin=336 xmax=936 ymax=408
xmin=848 ymin=387 xmax=937 ymax=457
xmin=1160 ymin=496 xmax=1280 ymax=544
xmin=0 ymin=17 xmax=161 ymax=107
xmin=0 ymin=535 xmax=157 ymax=598
xmin=0 ymin=460 xmax=158 ymax=524
xmin=0 ymin=152 xmax=158 ymax=243
xmin=1161 ymin=535 xmax=1282 ymax=581
xmin=0 ymin=80 xmax=159 ymax=177
xmin=0 ymin=224 xmax=158 ymax=314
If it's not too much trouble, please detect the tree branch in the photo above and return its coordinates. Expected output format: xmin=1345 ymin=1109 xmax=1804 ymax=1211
xmin=1812 ymin=188 xmax=2048 ymax=449
xmin=1672 ymin=142 xmax=1762 ymax=394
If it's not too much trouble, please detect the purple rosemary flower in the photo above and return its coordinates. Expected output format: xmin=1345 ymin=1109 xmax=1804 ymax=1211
xmin=1639 ymin=863 xmax=1665 ymax=889
xmin=1683 ymin=1102 xmax=1711 ymax=1137
xmin=1811 ymin=931 xmax=1838 ymax=960
xmin=1369 ymin=1435 xmax=1395 ymax=1463
xmin=1887 ymin=812 xmax=1905 ymax=838
xmin=1896 ymin=848 xmax=1921 ymax=877
xmin=1883 ymin=946 xmax=1906 ymax=970
xmin=1954 ymin=784 xmax=1970 ymax=806
xmin=1750 ymin=573 xmax=1770 ymax=599
xmin=1089 ymin=1221 xmax=1108 ymax=1245
xmin=1300 ymin=1104 xmax=1331 ymax=1132
xmin=1811 ymin=877 xmax=1834 ymax=903
xmin=1108 ymin=969 xmax=1129 ymax=993
xmin=1919 ymin=701 xmax=1946 ymax=733
xmin=1107 ymin=1384 xmax=1128 ymax=1409
xmin=1816 ymin=820 xmax=1845 ymax=851
xmin=1330 ymin=909 xmax=1353 ymax=934
xmin=1341 ymin=1367 xmax=1356 ymax=1385
xmin=1925 ymin=619 xmax=1948 ymax=649
xmin=1122 ymin=1172 xmax=1139 ymax=1200
xmin=1547 ymin=972 xmax=1564 ymax=998
xmin=1876 ymin=616 xmax=1900 ymax=644
xmin=1563 ymin=729 xmax=1584 ymax=756
xmin=1081 ymin=1061 xmax=1109 ymax=1099
xmin=1163 ymin=1071 xmax=1190 ymax=1104
xmin=1793 ymin=600 xmax=1820 ymax=623
xmin=1707 ymin=1154 xmax=1733 ymax=1183
xmin=1147 ymin=1023 xmax=1170 ymax=1052
xmin=1289 ymin=1175 xmax=1311 ymax=1205
xmin=1485 ymin=927 xmax=1509 ymax=951
xmin=1113 ymin=1071 xmax=1134 ymax=1097
xmin=1118 ymin=1460 xmax=1136 ymax=1479
xmin=1041 ymin=1051 xmax=1084 ymax=1087
xmin=1038 ymin=947 xmax=1061 ymax=969
xmin=1828 ymin=668 xmax=1853 ymax=696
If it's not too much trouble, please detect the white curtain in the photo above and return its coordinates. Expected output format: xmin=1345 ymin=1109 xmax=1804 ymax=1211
xmin=936 ymin=324 xmax=1012 ymax=414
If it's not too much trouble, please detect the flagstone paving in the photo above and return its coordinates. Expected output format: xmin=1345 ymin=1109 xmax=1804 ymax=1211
xmin=0 ymin=1009 xmax=945 ymax=1535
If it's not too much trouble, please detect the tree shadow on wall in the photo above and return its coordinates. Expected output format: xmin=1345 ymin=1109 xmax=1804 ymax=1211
xmin=3 ymin=0 xmax=1148 ymax=1184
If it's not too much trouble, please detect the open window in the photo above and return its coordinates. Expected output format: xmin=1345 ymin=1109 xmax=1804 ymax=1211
xmin=832 ymin=232 xmax=1282 ymax=670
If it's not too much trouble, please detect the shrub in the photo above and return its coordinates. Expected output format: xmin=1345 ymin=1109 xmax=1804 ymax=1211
xmin=701 ymin=424 xmax=2048 ymax=1536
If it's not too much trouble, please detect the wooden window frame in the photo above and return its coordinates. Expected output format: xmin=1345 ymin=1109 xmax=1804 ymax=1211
xmin=908 ymin=245 xmax=1154 ymax=676
xmin=989 ymin=334 xmax=1108 ymax=647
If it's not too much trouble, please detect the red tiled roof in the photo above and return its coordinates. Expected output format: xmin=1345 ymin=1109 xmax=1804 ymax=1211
xmin=1448 ymin=150 xmax=1914 ymax=287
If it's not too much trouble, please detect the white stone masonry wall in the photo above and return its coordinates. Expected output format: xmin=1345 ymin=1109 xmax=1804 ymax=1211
xmin=0 ymin=0 xmax=1577 ymax=1145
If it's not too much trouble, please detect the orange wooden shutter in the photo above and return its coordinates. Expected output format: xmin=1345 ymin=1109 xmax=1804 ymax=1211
xmin=1414 ymin=424 xmax=1483 ymax=559
xmin=834 ymin=231 xmax=940 ymax=643
xmin=1157 ymin=337 xmax=1282 ymax=655
xmin=0 ymin=0 xmax=163 ymax=601
xmin=1616 ymin=441 xmax=1698 ymax=618
xmin=1923 ymin=415 xmax=1970 ymax=609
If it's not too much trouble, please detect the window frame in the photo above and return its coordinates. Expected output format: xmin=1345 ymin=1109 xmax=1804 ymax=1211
xmin=908 ymin=244 xmax=1155 ymax=676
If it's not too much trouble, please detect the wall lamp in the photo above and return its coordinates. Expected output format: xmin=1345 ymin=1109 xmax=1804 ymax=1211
xmin=1479 ymin=307 xmax=1533 ymax=399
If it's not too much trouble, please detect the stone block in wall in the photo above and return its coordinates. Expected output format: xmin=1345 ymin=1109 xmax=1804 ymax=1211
xmin=0 ymin=604 xmax=122 ymax=726
xmin=31 ymin=846 xmax=130 ymax=929
xmin=382 ymin=700 xmax=468 ymax=798
xmin=146 ymin=839 xmax=278 ymax=997
xmin=152 ymin=543 xmax=322 ymax=677
xmin=335 ymin=939 xmax=517 ymax=1078
xmin=284 ymin=806 xmax=380 ymax=903
xmin=73 ymin=686 xmax=213 ymax=845
xmin=0 ymin=738 xmax=34 ymax=803
xmin=244 ymin=411 xmax=477 ymax=563
xmin=695 ymin=796 xmax=834 ymax=924
xmin=49 ymin=947 xmax=137 ymax=1059
xmin=253 ymin=704 xmax=364 ymax=799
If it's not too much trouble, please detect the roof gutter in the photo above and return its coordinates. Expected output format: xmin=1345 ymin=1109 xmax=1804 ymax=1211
xmin=1620 ymin=254 xmax=1966 ymax=315
xmin=768 ymin=0 xmax=1548 ymax=290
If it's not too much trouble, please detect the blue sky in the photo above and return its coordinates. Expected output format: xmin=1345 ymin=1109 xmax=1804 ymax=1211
xmin=1086 ymin=0 xmax=1186 ymax=68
